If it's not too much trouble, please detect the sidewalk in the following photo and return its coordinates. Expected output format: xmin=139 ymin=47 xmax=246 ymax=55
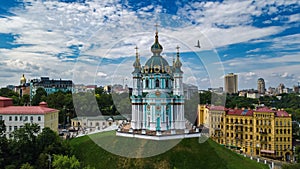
xmin=227 ymin=147 xmax=288 ymax=169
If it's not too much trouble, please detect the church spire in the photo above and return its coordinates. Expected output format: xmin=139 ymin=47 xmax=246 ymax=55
xmin=151 ymin=23 xmax=163 ymax=55
xmin=174 ymin=45 xmax=183 ymax=73
xmin=133 ymin=46 xmax=141 ymax=73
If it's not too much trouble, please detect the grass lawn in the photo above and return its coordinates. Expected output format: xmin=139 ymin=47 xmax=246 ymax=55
xmin=69 ymin=131 xmax=269 ymax=169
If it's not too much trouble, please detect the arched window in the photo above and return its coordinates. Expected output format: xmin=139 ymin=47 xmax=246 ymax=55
xmin=155 ymin=79 xmax=159 ymax=88
xmin=166 ymin=79 xmax=169 ymax=88
xmin=146 ymin=79 xmax=149 ymax=88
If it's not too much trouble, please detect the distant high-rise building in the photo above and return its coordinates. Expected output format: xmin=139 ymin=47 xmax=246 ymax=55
xmin=224 ymin=73 xmax=238 ymax=94
xmin=277 ymin=83 xmax=285 ymax=94
xmin=257 ymin=78 xmax=266 ymax=94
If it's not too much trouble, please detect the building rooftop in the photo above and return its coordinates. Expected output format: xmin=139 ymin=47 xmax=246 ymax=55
xmin=203 ymin=104 xmax=290 ymax=117
xmin=0 ymin=96 xmax=57 ymax=115
xmin=0 ymin=106 xmax=58 ymax=115
xmin=226 ymin=109 xmax=254 ymax=116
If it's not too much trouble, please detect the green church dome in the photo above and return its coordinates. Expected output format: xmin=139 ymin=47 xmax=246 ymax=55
xmin=144 ymin=31 xmax=169 ymax=74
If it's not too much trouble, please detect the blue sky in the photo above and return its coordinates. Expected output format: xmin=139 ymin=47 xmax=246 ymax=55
xmin=0 ymin=0 xmax=299 ymax=90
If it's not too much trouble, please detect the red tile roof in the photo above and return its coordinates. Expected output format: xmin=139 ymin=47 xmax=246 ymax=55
xmin=226 ymin=109 xmax=253 ymax=116
xmin=256 ymin=107 xmax=275 ymax=112
xmin=0 ymin=97 xmax=13 ymax=101
xmin=276 ymin=110 xmax=290 ymax=117
xmin=0 ymin=106 xmax=58 ymax=115
xmin=208 ymin=105 xmax=226 ymax=111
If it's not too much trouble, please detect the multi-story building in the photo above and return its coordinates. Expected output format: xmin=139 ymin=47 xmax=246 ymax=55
xmin=224 ymin=73 xmax=238 ymax=94
xmin=277 ymin=83 xmax=285 ymax=94
xmin=30 ymin=77 xmax=74 ymax=99
xmin=198 ymin=105 xmax=293 ymax=161
xmin=257 ymin=78 xmax=266 ymax=94
xmin=0 ymin=96 xmax=59 ymax=138
xmin=74 ymin=84 xmax=97 ymax=93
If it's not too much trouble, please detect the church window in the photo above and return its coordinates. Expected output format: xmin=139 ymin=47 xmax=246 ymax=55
xmin=146 ymin=79 xmax=149 ymax=88
xmin=166 ymin=79 xmax=169 ymax=88
xmin=155 ymin=79 xmax=159 ymax=88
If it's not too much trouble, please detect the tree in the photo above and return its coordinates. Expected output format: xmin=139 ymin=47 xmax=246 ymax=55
xmin=0 ymin=120 xmax=9 ymax=168
xmin=21 ymin=94 xmax=30 ymax=106
xmin=37 ymin=127 xmax=70 ymax=155
xmin=0 ymin=88 xmax=20 ymax=105
xmin=52 ymin=155 xmax=80 ymax=169
xmin=8 ymin=123 xmax=40 ymax=167
xmin=20 ymin=163 xmax=34 ymax=169
xmin=31 ymin=88 xmax=47 ymax=106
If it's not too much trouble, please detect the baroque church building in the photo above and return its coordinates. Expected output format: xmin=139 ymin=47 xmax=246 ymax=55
xmin=130 ymin=30 xmax=185 ymax=132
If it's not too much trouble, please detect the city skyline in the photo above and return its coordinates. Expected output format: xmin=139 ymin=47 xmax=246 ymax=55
xmin=0 ymin=0 xmax=299 ymax=90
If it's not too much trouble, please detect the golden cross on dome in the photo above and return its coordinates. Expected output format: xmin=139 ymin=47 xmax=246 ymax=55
xmin=176 ymin=45 xmax=180 ymax=53
xmin=154 ymin=23 xmax=159 ymax=32
xmin=135 ymin=46 xmax=139 ymax=55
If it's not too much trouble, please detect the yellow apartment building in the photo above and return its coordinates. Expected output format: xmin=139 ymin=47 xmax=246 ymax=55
xmin=198 ymin=105 xmax=293 ymax=161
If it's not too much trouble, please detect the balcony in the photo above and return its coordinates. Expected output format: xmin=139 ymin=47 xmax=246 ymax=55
xmin=259 ymin=131 xmax=268 ymax=135
xmin=235 ymin=130 xmax=243 ymax=133
xmin=214 ymin=134 xmax=223 ymax=138
xmin=260 ymin=139 xmax=267 ymax=144
xmin=234 ymin=122 xmax=243 ymax=126
xmin=235 ymin=137 xmax=243 ymax=140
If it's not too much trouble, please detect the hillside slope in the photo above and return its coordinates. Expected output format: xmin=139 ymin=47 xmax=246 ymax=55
xmin=70 ymin=131 xmax=268 ymax=169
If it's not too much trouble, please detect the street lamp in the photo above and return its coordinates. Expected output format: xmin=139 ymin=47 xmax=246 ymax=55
xmin=47 ymin=154 xmax=51 ymax=169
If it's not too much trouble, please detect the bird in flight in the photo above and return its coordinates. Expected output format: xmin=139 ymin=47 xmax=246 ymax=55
xmin=195 ymin=40 xmax=201 ymax=48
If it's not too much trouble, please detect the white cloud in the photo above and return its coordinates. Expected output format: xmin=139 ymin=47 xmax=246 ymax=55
xmin=0 ymin=0 xmax=299 ymax=89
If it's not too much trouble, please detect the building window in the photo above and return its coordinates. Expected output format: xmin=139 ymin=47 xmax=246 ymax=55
xmin=9 ymin=116 xmax=12 ymax=121
xmin=9 ymin=126 xmax=12 ymax=131
xmin=0 ymin=116 xmax=2 ymax=121
xmin=155 ymin=79 xmax=159 ymax=88
xmin=20 ymin=116 xmax=22 ymax=121
xmin=24 ymin=116 xmax=28 ymax=121
xmin=38 ymin=116 xmax=41 ymax=121
xmin=146 ymin=79 xmax=149 ymax=88
xmin=14 ymin=126 xmax=17 ymax=131
xmin=30 ymin=116 xmax=33 ymax=122
xmin=166 ymin=79 xmax=169 ymax=88
xmin=15 ymin=116 xmax=18 ymax=121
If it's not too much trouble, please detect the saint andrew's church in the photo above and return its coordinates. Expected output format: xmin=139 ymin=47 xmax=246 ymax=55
xmin=130 ymin=29 xmax=186 ymax=133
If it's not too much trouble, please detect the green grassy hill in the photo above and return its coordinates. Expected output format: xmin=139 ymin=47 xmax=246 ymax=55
xmin=69 ymin=131 xmax=268 ymax=169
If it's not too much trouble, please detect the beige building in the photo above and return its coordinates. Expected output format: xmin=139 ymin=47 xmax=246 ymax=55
xmin=224 ymin=73 xmax=238 ymax=94
xmin=198 ymin=105 xmax=293 ymax=161
xmin=0 ymin=96 xmax=59 ymax=137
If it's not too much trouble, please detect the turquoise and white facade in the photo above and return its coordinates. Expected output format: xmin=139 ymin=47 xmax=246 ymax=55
xmin=131 ymin=30 xmax=185 ymax=131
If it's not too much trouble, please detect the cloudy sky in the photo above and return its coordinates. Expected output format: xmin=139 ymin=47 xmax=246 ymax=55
xmin=0 ymin=0 xmax=299 ymax=90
